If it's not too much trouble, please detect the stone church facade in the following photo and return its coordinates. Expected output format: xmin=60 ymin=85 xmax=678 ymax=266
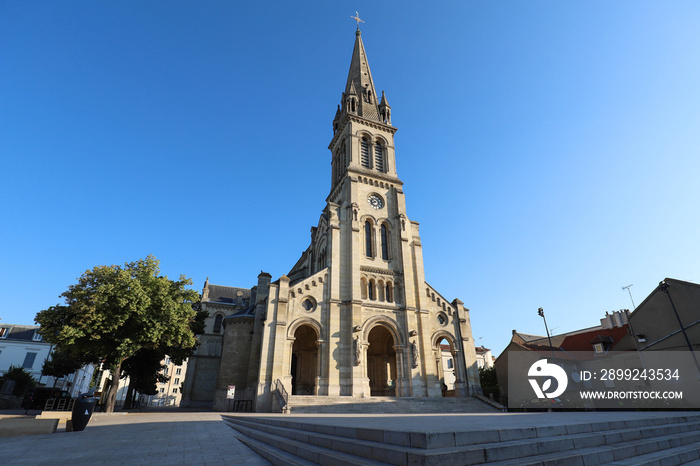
xmin=182 ymin=28 xmax=481 ymax=412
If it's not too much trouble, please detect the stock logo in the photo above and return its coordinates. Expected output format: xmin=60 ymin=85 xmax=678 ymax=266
xmin=528 ymin=359 xmax=568 ymax=399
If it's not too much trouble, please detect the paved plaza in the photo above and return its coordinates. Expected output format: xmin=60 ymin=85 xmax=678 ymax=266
xmin=2 ymin=410 xmax=699 ymax=464
xmin=0 ymin=411 xmax=270 ymax=465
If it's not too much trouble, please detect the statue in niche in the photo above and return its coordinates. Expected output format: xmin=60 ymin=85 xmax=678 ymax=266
xmin=353 ymin=336 xmax=362 ymax=366
xmin=410 ymin=340 xmax=419 ymax=368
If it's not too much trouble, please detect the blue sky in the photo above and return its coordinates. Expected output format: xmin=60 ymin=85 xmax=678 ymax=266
xmin=2 ymin=2 xmax=699 ymax=356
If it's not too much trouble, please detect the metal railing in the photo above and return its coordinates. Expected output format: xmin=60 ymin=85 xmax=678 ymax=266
xmin=44 ymin=398 xmax=75 ymax=411
xmin=273 ymin=379 xmax=288 ymax=412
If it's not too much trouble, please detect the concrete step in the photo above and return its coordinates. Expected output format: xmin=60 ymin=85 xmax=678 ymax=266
xmin=223 ymin=417 xmax=389 ymax=465
xmin=608 ymin=440 xmax=700 ymax=465
xmin=225 ymin=427 xmax=318 ymax=466
xmin=286 ymin=395 xmax=495 ymax=414
xmin=223 ymin=414 xmax=700 ymax=465
xmin=486 ymin=428 xmax=700 ymax=465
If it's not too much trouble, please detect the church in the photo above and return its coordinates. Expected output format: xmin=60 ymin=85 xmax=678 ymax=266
xmin=181 ymin=26 xmax=482 ymax=412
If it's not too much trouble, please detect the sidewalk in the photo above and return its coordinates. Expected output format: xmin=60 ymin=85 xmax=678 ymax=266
xmin=0 ymin=411 xmax=270 ymax=465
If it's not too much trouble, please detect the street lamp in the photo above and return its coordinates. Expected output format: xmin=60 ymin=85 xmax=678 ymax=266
xmin=538 ymin=307 xmax=555 ymax=358
xmin=658 ymin=281 xmax=700 ymax=376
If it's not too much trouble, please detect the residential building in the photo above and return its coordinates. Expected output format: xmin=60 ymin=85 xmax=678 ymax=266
xmin=95 ymin=356 xmax=187 ymax=408
xmin=0 ymin=323 xmax=93 ymax=396
xmin=475 ymin=346 xmax=494 ymax=369
xmin=627 ymin=278 xmax=700 ymax=352
xmin=494 ymin=310 xmax=633 ymax=406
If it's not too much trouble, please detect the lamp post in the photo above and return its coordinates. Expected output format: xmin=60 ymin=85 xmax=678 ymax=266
xmin=538 ymin=307 xmax=555 ymax=358
xmin=658 ymin=281 xmax=695 ymax=353
xmin=658 ymin=281 xmax=700 ymax=376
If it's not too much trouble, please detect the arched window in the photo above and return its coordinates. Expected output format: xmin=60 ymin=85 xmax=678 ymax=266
xmin=341 ymin=143 xmax=347 ymax=173
xmin=361 ymin=137 xmax=370 ymax=168
xmin=213 ymin=314 xmax=223 ymax=334
xmin=380 ymin=224 xmax=389 ymax=260
xmin=208 ymin=340 xmax=221 ymax=356
xmin=365 ymin=221 xmax=373 ymax=257
xmin=386 ymin=282 xmax=393 ymax=302
xmin=375 ymin=142 xmax=384 ymax=172
xmin=368 ymin=279 xmax=376 ymax=300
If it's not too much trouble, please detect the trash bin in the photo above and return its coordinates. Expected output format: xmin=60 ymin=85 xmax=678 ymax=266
xmin=71 ymin=393 xmax=97 ymax=432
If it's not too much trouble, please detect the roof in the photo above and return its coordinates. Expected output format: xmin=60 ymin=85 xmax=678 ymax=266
xmin=0 ymin=324 xmax=43 ymax=342
xmin=513 ymin=332 xmax=547 ymax=342
xmin=503 ymin=325 xmax=631 ymax=362
xmin=203 ymin=284 xmax=251 ymax=305
xmin=558 ymin=326 xmax=630 ymax=352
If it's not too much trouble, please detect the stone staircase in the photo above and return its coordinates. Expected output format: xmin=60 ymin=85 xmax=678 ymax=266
xmin=222 ymin=413 xmax=700 ymax=465
xmin=284 ymin=395 xmax=496 ymax=414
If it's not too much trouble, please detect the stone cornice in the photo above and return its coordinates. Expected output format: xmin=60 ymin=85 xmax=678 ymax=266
xmin=328 ymin=113 xmax=397 ymax=149
xmin=360 ymin=266 xmax=402 ymax=277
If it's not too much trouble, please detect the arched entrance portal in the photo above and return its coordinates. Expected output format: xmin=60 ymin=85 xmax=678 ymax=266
xmin=367 ymin=326 xmax=397 ymax=396
xmin=291 ymin=325 xmax=318 ymax=395
xmin=436 ymin=338 xmax=457 ymax=396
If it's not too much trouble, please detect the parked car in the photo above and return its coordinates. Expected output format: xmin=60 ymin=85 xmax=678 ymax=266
xmin=21 ymin=388 xmax=73 ymax=410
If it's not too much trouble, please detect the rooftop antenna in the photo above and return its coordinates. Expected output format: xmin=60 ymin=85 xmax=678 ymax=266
xmin=622 ymin=284 xmax=636 ymax=309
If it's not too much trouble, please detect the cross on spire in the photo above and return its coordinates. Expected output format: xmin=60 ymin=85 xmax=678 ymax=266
xmin=351 ymin=11 xmax=364 ymax=30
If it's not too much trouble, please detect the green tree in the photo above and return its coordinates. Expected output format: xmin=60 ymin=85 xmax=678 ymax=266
xmin=479 ymin=366 xmax=500 ymax=402
xmin=121 ymin=349 xmax=168 ymax=408
xmin=35 ymin=255 xmax=201 ymax=413
xmin=121 ymin=302 xmax=207 ymax=409
xmin=3 ymin=365 xmax=38 ymax=396
xmin=42 ymin=347 xmax=84 ymax=385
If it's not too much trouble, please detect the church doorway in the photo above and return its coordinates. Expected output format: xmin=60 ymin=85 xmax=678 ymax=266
xmin=366 ymin=325 xmax=397 ymax=396
xmin=291 ymin=325 xmax=318 ymax=395
xmin=436 ymin=338 xmax=456 ymax=397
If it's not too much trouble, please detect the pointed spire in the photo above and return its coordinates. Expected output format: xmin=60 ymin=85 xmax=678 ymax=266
xmin=343 ymin=29 xmax=380 ymax=122
xmin=379 ymin=90 xmax=389 ymax=107
xmin=379 ymin=90 xmax=392 ymax=125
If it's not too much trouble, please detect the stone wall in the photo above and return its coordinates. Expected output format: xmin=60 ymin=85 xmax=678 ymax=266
xmin=213 ymin=317 xmax=253 ymax=411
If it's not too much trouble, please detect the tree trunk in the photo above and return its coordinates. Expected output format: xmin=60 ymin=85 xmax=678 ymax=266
xmin=104 ymin=360 xmax=123 ymax=413
xmin=124 ymin=378 xmax=135 ymax=409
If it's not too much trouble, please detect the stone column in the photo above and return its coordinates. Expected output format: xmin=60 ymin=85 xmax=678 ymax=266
xmin=453 ymin=299 xmax=482 ymax=395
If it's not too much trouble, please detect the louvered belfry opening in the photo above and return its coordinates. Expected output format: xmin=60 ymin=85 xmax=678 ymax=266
xmin=361 ymin=137 xmax=370 ymax=168
xmin=375 ymin=142 xmax=383 ymax=172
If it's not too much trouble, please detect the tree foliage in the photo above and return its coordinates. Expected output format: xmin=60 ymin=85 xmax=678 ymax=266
xmin=479 ymin=366 xmax=500 ymax=402
xmin=42 ymin=347 xmax=84 ymax=380
xmin=35 ymin=255 xmax=201 ymax=412
xmin=3 ymin=365 xmax=38 ymax=396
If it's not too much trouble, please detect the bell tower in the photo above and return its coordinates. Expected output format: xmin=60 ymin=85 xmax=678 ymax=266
xmin=251 ymin=22 xmax=481 ymax=405
xmin=322 ymin=24 xmax=445 ymax=398
xmin=329 ymin=28 xmax=397 ymax=194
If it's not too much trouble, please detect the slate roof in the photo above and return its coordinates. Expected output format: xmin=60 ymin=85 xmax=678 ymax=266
xmin=204 ymin=285 xmax=251 ymax=305
xmin=0 ymin=324 xmax=42 ymax=341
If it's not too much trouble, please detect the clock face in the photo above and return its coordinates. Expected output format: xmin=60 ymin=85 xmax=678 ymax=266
xmin=368 ymin=194 xmax=384 ymax=209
